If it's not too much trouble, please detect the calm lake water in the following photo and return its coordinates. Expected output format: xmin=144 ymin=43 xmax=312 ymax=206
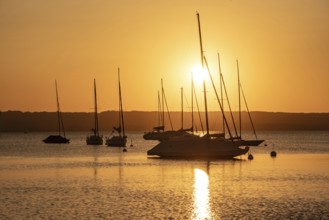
xmin=0 ymin=131 xmax=328 ymax=219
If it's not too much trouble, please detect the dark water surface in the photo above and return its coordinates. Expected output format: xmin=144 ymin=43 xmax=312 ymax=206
xmin=0 ymin=131 xmax=328 ymax=219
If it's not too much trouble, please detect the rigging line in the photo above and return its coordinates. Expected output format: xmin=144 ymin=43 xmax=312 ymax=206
xmin=191 ymin=72 xmax=194 ymax=132
xmin=217 ymin=53 xmax=225 ymax=134
xmin=181 ymin=87 xmax=183 ymax=130
xmin=183 ymin=89 xmax=194 ymax=131
xmin=94 ymin=79 xmax=99 ymax=136
xmin=59 ymin=108 xmax=65 ymax=137
xmin=183 ymin=91 xmax=190 ymax=110
xmin=237 ymin=60 xmax=242 ymax=138
xmin=220 ymin=69 xmax=239 ymax=138
xmin=203 ymin=55 xmax=234 ymax=140
xmin=163 ymin=89 xmax=174 ymax=130
xmin=157 ymin=91 xmax=161 ymax=127
xmin=197 ymin=12 xmax=209 ymax=135
xmin=118 ymin=69 xmax=125 ymax=137
xmin=117 ymin=69 xmax=121 ymax=136
xmin=240 ymin=83 xmax=258 ymax=139
xmin=55 ymin=80 xmax=66 ymax=137
xmin=55 ymin=80 xmax=61 ymax=135
xmin=193 ymin=82 xmax=204 ymax=134
xmin=161 ymin=79 xmax=165 ymax=129
xmin=183 ymin=89 xmax=193 ymax=128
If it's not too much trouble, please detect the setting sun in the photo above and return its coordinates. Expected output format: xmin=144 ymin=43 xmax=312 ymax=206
xmin=192 ymin=64 xmax=209 ymax=85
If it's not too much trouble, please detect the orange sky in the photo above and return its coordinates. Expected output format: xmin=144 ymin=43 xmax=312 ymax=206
xmin=1 ymin=0 xmax=328 ymax=113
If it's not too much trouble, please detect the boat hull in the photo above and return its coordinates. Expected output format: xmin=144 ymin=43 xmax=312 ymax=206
xmin=43 ymin=135 xmax=70 ymax=144
xmin=106 ymin=136 xmax=127 ymax=147
xmin=236 ymin=139 xmax=264 ymax=146
xmin=86 ymin=135 xmax=103 ymax=145
xmin=147 ymin=136 xmax=249 ymax=159
xmin=143 ymin=132 xmax=170 ymax=140
xmin=143 ymin=130 xmax=193 ymax=141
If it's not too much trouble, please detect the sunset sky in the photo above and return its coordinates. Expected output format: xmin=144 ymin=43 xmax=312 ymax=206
xmin=1 ymin=0 xmax=328 ymax=113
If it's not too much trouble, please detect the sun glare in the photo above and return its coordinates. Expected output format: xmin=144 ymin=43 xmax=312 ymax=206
xmin=192 ymin=64 xmax=208 ymax=85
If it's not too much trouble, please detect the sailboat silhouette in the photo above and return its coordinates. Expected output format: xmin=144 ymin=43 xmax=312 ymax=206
xmin=43 ymin=80 xmax=69 ymax=144
xmin=106 ymin=68 xmax=127 ymax=147
xmin=143 ymin=79 xmax=193 ymax=141
xmin=147 ymin=12 xmax=263 ymax=158
xmin=86 ymin=79 xmax=103 ymax=145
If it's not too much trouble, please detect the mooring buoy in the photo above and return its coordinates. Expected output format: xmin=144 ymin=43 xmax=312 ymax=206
xmin=248 ymin=153 xmax=254 ymax=160
xmin=270 ymin=151 xmax=277 ymax=157
xmin=270 ymin=143 xmax=277 ymax=157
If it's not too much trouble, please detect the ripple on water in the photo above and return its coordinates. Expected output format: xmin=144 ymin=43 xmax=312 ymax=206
xmin=0 ymin=132 xmax=329 ymax=219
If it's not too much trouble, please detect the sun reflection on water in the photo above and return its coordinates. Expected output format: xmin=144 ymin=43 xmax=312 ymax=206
xmin=192 ymin=168 xmax=212 ymax=220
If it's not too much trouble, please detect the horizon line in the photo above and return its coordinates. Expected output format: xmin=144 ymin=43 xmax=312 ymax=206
xmin=2 ymin=110 xmax=329 ymax=114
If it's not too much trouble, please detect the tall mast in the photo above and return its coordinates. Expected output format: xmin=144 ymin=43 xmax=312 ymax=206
xmin=217 ymin=53 xmax=225 ymax=135
xmin=161 ymin=79 xmax=165 ymax=129
xmin=117 ymin=69 xmax=121 ymax=134
xmin=94 ymin=79 xmax=99 ymax=136
xmin=181 ymin=87 xmax=183 ymax=130
xmin=118 ymin=68 xmax=125 ymax=137
xmin=191 ymin=73 xmax=194 ymax=132
xmin=196 ymin=12 xmax=209 ymax=135
xmin=55 ymin=80 xmax=62 ymax=136
xmin=237 ymin=60 xmax=241 ymax=138
xmin=157 ymin=91 xmax=161 ymax=127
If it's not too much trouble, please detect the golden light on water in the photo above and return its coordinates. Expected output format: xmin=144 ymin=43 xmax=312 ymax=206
xmin=192 ymin=168 xmax=212 ymax=220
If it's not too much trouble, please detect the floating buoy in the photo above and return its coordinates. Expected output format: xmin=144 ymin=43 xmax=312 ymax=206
xmin=270 ymin=151 xmax=277 ymax=157
xmin=270 ymin=143 xmax=277 ymax=157
xmin=123 ymin=148 xmax=127 ymax=152
xmin=130 ymin=144 xmax=133 ymax=147
xmin=248 ymin=153 xmax=254 ymax=160
xmin=264 ymin=143 xmax=268 ymax=147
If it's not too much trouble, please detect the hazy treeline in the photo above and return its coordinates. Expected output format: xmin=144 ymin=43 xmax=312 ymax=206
xmin=1 ymin=111 xmax=329 ymax=132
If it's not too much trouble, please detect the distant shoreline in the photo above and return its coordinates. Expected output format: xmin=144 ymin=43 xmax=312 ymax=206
xmin=1 ymin=111 xmax=329 ymax=132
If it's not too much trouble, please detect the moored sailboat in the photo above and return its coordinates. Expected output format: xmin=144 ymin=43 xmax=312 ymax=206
xmin=210 ymin=54 xmax=264 ymax=147
xmin=147 ymin=135 xmax=248 ymax=158
xmin=144 ymin=79 xmax=198 ymax=141
xmin=106 ymin=68 xmax=127 ymax=147
xmin=235 ymin=60 xmax=264 ymax=146
xmin=86 ymin=79 xmax=103 ymax=145
xmin=43 ymin=80 xmax=69 ymax=144
xmin=147 ymin=12 xmax=260 ymax=158
xmin=143 ymin=79 xmax=179 ymax=141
